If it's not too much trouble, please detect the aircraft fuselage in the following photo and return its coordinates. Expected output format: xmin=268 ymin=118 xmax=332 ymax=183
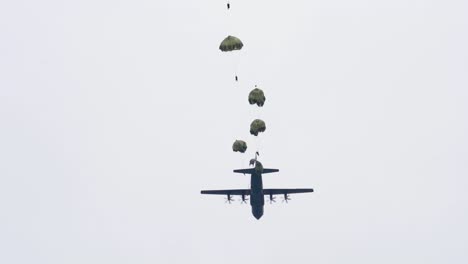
xmin=250 ymin=171 xmax=265 ymax=219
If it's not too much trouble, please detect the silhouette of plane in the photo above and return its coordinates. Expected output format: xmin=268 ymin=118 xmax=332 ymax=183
xmin=201 ymin=168 xmax=313 ymax=219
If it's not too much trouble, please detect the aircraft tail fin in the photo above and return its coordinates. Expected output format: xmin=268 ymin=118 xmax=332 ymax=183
xmin=233 ymin=168 xmax=279 ymax=175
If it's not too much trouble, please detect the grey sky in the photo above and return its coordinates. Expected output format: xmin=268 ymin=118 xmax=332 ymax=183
xmin=1 ymin=0 xmax=467 ymax=263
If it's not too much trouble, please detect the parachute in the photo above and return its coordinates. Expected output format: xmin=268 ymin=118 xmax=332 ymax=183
xmin=248 ymin=88 xmax=266 ymax=107
xmin=219 ymin=35 xmax=243 ymax=52
xmin=232 ymin=140 xmax=247 ymax=153
xmin=250 ymin=119 xmax=266 ymax=136
xmin=249 ymin=159 xmax=263 ymax=173
xmin=255 ymin=160 xmax=264 ymax=173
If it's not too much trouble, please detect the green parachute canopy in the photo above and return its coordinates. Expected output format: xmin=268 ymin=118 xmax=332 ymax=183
xmin=250 ymin=119 xmax=266 ymax=136
xmin=255 ymin=160 xmax=264 ymax=173
xmin=248 ymin=88 xmax=266 ymax=107
xmin=249 ymin=159 xmax=263 ymax=173
xmin=219 ymin=35 xmax=243 ymax=52
xmin=232 ymin=140 xmax=247 ymax=153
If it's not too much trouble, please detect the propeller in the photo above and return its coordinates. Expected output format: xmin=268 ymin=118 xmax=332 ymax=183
xmin=240 ymin=194 xmax=249 ymax=204
xmin=268 ymin=194 xmax=276 ymax=204
xmin=282 ymin=193 xmax=291 ymax=203
xmin=225 ymin=194 xmax=234 ymax=204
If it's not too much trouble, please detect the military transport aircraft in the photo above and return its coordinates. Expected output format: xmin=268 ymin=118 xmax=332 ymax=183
xmin=201 ymin=167 xmax=313 ymax=219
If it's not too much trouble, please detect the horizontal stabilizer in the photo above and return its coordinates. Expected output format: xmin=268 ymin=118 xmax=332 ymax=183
xmin=233 ymin=168 xmax=279 ymax=175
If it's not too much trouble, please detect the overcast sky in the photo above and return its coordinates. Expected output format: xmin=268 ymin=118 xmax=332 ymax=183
xmin=1 ymin=0 xmax=468 ymax=263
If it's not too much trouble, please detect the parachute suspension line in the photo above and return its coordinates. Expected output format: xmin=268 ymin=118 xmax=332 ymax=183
xmin=248 ymin=86 xmax=266 ymax=157
xmin=240 ymin=149 xmax=244 ymax=168
xmin=224 ymin=0 xmax=250 ymax=165
xmin=257 ymin=132 xmax=264 ymax=156
xmin=224 ymin=0 xmax=240 ymax=83
xmin=234 ymin=50 xmax=240 ymax=83
xmin=234 ymin=51 xmax=241 ymax=83
xmin=255 ymin=124 xmax=262 ymax=156
xmin=256 ymin=85 xmax=264 ymax=120
xmin=231 ymin=1 xmax=241 ymax=83
xmin=256 ymin=84 xmax=263 ymax=156
xmin=254 ymin=120 xmax=262 ymax=158
xmin=227 ymin=52 xmax=240 ymax=88
xmin=225 ymin=0 xmax=233 ymax=38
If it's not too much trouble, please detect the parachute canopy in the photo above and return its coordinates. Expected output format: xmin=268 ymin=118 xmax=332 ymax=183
xmin=249 ymin=159 xmax=263 ymax=173
xmin=250 ymin=119 xmax=266 ymax=136
xmin=255 ymin=161 xmax=264 ymax=173
xmin=219 ymin=35 xmax=243 ymax=52
xmin=232 ymin=140 xmax=247 ymax=153
xmin=248 ymin=88 xmax=266 ymax=107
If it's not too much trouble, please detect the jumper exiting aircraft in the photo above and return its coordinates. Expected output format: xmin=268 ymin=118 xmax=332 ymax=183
xmin=201 ymin=167 xmax=314 ymax=219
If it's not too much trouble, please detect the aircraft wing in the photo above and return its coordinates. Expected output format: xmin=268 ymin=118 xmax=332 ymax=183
xmin=263 ymin=188 xmax=314 ymax=195
xmin=233 ymin=168 xmax=279 ymax=174
xmin=201 ymin=189 xmax=251 ymax=195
